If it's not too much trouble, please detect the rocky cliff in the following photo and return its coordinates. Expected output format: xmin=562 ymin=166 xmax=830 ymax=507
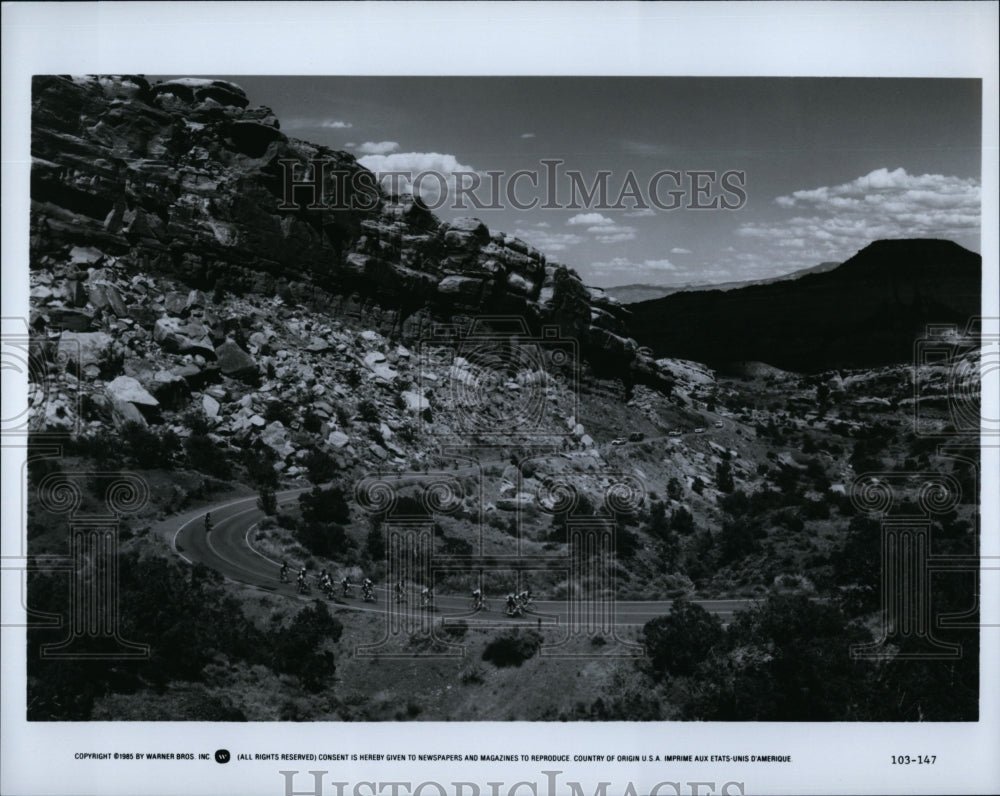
xmin=29 ymin=75 xmax=663 ymax=388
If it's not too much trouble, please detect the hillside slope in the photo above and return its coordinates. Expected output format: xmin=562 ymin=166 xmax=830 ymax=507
xmin=627 ymin=239 xmax=980 ymax=372
xmin=30 ymin=75 xmax=667 ymax=388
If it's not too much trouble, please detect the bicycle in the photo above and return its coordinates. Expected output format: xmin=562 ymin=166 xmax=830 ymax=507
xmin=471 ymin=595 xmax=490 ymax=612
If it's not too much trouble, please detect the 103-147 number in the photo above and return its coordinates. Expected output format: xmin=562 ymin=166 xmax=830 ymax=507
xmin=891 ymin=755 xmax=936 ymax=765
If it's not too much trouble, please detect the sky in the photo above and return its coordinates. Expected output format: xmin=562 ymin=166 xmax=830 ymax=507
xmin=207 ymin=77 xmax=981 ymax=289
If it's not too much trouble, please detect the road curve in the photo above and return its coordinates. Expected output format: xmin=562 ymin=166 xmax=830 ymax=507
xmin=162 ymin=490 xmax=755 ymax=626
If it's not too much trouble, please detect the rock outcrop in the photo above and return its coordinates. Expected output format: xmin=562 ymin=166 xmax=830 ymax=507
xmin=30 ymin=75 xmax=666 ymax=387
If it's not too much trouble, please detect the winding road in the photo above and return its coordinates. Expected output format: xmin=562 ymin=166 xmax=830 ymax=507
xmin=161 ymin=489 xmax=755 ymax=627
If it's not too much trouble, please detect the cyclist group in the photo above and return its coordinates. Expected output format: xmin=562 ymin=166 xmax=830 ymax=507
xmin=280 ymin=562 xmax=376 ymax=602
xmin=279 ymin=561 xmax=533 ymax=617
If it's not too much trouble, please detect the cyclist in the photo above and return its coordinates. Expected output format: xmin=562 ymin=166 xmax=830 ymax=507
xmin=362 ymin=577 xmax=375 ymax=601
xmin=279 ymin=560 xmax=289 ymax=583
xmin=421 ymin=585 xmax=434 ymax=607
xmin=341 ymin=575 xmax=352 ymax=597
xmin=204 ymin=512 xmax=213 ymax=533
xmin=394 ymin=581 xmax=405 ymax=603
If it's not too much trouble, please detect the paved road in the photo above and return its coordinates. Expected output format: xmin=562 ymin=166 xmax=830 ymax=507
xmin=165 ymin=490 xmax=755 ymax=627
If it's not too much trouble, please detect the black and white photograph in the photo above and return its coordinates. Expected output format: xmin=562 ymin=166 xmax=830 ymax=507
xmin=3 ymin=3 xmax=998 ymax=796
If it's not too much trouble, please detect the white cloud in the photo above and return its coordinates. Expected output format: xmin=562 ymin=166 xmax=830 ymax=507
xmin=567 ymin=212 xmax=614 ymax=227
xmin=345 ymin=142 xmax=356 ymax=148
xmin=565 ymin=213 xmax=636 ymax=243
xmin=281 ymin=117 xmax=354 ymax=131
xmin=624 ymin=208 xmax=656 ymax=218
xmin=358 ymin=151 xmax=480 ymax=204
xmin=594 ymin=257 xmax=676 ymax=272
xmin=521 ymin=133 xmax=536 ymax=139
xmin=621 ymin=140 xmax=672 ymax=157
xmin=356 ymin=141 xmax=399 ymax=155
xmin=670 ymin=247 xmax=692 ymax=254
xmin=513 ymin=228 xmax=583 ymax=253
xmin=592 ymin=225 xmax=637 ymax=244
xmin=739 ymin=167 xmax=981 ymax=261
xmin=589 ymin=257 xmax=678 ymax=286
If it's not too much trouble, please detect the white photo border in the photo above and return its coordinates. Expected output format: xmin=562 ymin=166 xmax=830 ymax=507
xmin=2 ymin=2 xmax=998 ymax=795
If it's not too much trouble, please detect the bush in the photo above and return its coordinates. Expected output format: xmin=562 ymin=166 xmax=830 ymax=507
xmin=270 ymin=601 xmax=343 ymax=692
xmin=26 ymin=554 xmax=269 ymax=719
xmin=717 ymin=518 xmax=765 ymax=565
xmin=304 ymin=449 xmax=337 ymax=484
xmin=184 ymin=433 xmax=231 ymax=479
xmin=119 ymin=422 xmax=181 ymax=470
xmin=299 ymin=485 xmax=350 ymax=526
xmin=460 ymin=664 xmax=485 ymax=685
xmin=357 ymin=399 xmax=379 ymax=424
xmin=257 ymin=486 xmax=278 ymax=516
xmin=669 ymin=506 xmax=695 ymax=535
xmin=264 ymin=401 xmax=294 ymax=426
xmin=482 ymin=630 xmax=542 ymax=667
xmin=715 ymin=460 xmax=735 ymax=493
xmin=642 ymin=599 xmax=725 ymax=678
xmin=302 ymin=410 xmax=323 ymax=434
xmin=242 ymin=445 xmax=278 ymax=488
xmin=365 ymin=523 xmax=386 ymax=563
xmin=681 ymin=594 xmax=872 ymax=721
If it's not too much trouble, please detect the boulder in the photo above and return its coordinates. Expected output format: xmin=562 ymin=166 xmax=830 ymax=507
xmin=327 ymin=430 xmax=350 ymax=448
xmin=401 ymin=390 xmax=429 ymax=412
xmin=215 ymin=340 xmax=258 ymax=381
xmin=363 ymin=351 xmax=397 ymax=381
xmin=261 ymin=420 xmax=294 ymax=458
xmin=110 ymin=397 xmax=147 ymax=429
xmin=149 ymin=370 xmax=191 ymax=409
xmin=46 ymin=308 xmax=94 ymax=332
xmin=154 ymin=317 xmax=215 ymax=358
xmin=164 ymin=291 xmax=189 ymax=315
xmin=203 ymin=394 xmax=220 ymax=418
xmin=496 ymin=493 xmax=536 ymax=512
xmin=87 ymin=283 xmax=128 ymax=317
xmin=437 ymin=275 xmax=485 ymax=302
xmin=106 ymin=375 xmax=158 ymax=407
xmin=58 ymin=331 xmax=114 ymax=371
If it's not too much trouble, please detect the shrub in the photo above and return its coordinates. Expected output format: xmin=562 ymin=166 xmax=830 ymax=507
xmin=257 ymin=486 xmax=278 ymax=516
xmin=482 ymin=630 xmax=543 ymax=667
xmin=642 ymin=599 xmax=724 ymax=678
xmin=459 ymin=664 xmax=485 ymax=685
xmin=264 ymin=401 xmax=294 ymax=426
xmin=184 ymin=433 xmax=231 ymax=479
xmin=270 ymin=601 xmax=344 ymax=692
xmin=717 ymin=517 xmax=765 ymax=565
xmin=304 ymin=448 xmax=337 ymax=484
xmin=302 ymin=409 xmax=323 ymax=433
xmin=242 ymin=445 xmax=278 ymax=488
xmin=715 ymin=460 xmax=735 ymax=493
xmin=357 ymin=399 xmax=379 ymax=424
xmin=669 ymin=506 xmax=695 ymax=535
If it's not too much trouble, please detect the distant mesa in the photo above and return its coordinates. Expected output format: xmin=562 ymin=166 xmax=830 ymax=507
xmin=626 ymin=239 xmax=980 ymax=373
xmin=604 ymin=261 xmax=841 ymax=304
